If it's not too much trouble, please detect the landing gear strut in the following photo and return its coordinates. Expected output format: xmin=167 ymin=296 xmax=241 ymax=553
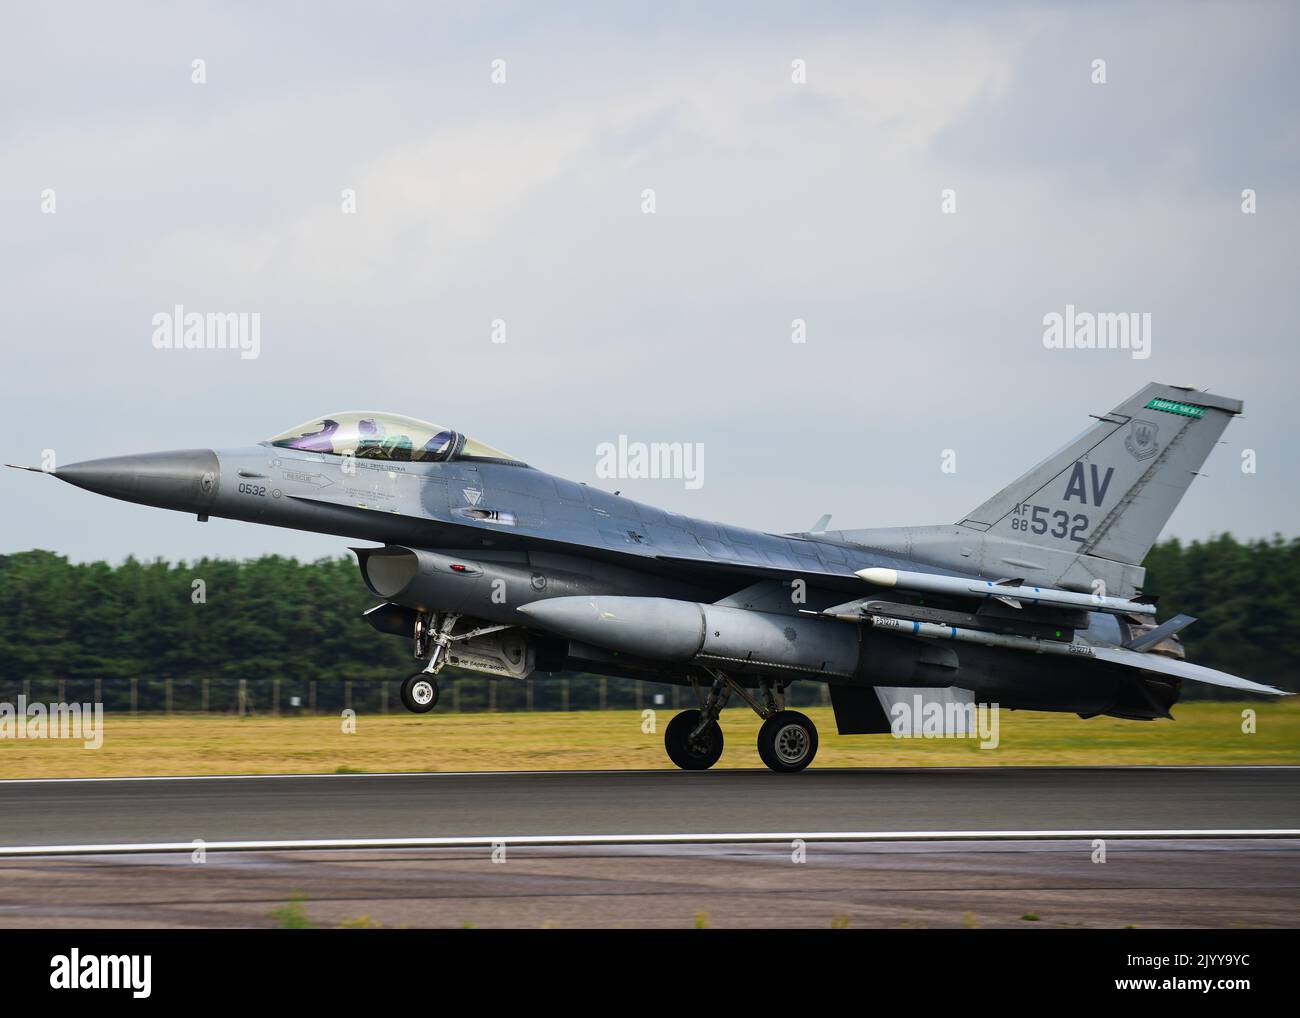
xmin=662 ymin=672 xmax=819 ymax=773
xmin=399 ymin=612 xmax=460 ymax=715
xmin=415 ymin=612 xmax=460 ymax=675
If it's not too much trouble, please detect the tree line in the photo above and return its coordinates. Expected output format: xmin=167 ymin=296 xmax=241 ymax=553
xmin=0 ymin=534 xmax=1294 ymax=712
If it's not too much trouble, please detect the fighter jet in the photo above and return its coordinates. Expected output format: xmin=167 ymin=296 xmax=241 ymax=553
xmin=10 ymin=382 xmax=1288 ymax=772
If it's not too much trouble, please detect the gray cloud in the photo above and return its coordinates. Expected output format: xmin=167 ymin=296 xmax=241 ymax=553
xmin=2 ymin=1 xmax=1297 ymax=564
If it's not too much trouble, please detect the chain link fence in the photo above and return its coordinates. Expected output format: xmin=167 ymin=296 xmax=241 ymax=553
xmin=1 ymin=672 xmax=832 ymax=716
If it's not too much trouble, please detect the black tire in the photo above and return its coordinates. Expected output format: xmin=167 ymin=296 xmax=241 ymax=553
xmin=664 ymin=709 xmax=724 ymax=770
xmin=757 ymin=710 xmax=818 ymax=772
xmin=400 ymin=672 xmax=439 ymax=713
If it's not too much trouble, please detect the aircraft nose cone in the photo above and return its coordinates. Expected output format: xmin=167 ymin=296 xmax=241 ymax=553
xmin=56 ymin=449 xmax=220 ymax=512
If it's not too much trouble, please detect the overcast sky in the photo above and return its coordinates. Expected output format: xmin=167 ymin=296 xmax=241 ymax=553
xmin=2 ymin=1 xmax=1297 ymax=565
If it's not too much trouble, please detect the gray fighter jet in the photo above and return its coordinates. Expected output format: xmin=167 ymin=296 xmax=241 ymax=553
xmin=11 ymin=382 xmax=1288 ymax=772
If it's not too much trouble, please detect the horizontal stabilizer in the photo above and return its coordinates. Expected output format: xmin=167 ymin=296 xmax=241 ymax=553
xmin=1090 ymin=645 xmax=1289 ymax=697
xmin=845 ymin=610 xmax=1289 ymax=696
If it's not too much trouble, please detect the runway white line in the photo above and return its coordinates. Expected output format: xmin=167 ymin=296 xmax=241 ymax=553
xmin=0 ymin=765 xmax=1297 ymax=785
xmin=2 ymin=829 xmax=1298 ymax=856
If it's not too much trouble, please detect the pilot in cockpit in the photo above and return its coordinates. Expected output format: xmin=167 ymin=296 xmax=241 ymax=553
xmin=281 ymin=418 xmax=340 ymax=453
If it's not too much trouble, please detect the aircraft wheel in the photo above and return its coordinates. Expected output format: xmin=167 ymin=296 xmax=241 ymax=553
xmin=757 ymin=710 xmax=818 ymax=773
xmin=664 ymin=709 xmax=724 ymax=770
xmin=400 ymin=672 xmax=439 ymax=713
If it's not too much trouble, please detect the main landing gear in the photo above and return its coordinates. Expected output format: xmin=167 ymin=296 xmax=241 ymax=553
xmin=664 ymin=709 xmax=725 ymax=769
xmin=663 ymin=672 xmax=818 ymax=773
xmin=757 ymin=710 xmax=818 ymax=773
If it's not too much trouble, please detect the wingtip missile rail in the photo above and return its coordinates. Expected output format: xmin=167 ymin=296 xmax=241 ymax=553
xmin=855 ymin=566 xmax=1158 ymax=617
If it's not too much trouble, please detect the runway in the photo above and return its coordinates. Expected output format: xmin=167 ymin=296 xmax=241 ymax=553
xmin=1 ymin=839 xmax=1296 ymax=929
xmin=1 ymin=767 xmax=1297 ymax=850
xmin=1 ymin=768 xmax=1296 ymax=927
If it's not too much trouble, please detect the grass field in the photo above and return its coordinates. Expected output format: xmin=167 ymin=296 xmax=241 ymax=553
xmin=0 ymin=698 xmax=1296 ymax=778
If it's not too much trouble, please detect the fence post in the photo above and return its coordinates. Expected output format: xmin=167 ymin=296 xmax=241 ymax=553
xmin=238 ymin=678 xmax=247 ymax=717
xmin=130 ymin=677 xmax=138 ymax=715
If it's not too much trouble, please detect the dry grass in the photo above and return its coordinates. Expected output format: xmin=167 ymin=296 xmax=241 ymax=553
xmin=1 ymin=697 xmax=1296 ymax=779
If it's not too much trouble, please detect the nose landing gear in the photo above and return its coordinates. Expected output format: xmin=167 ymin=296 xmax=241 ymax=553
xmin=400 ymin=673 xmax=439 ymax=713
xmin=399 ymin=611 xmax=460 ymax=715
xmin=398 ymin=612 xmax=517 ymax=714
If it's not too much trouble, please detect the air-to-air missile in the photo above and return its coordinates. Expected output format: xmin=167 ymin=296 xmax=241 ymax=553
xmin=855 ymin=566 xmax=1158 ymax=616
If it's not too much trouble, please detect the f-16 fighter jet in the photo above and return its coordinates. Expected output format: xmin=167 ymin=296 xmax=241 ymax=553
xmin=12 ymin=382 xmax=1287 ymax=772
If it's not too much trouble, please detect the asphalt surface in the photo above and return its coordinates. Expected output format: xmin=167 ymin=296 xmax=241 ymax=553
xmin=2 ymin=767 xmax=1297 ymax=848
xmin=2 ymin=840 xmax=1297 ymax=928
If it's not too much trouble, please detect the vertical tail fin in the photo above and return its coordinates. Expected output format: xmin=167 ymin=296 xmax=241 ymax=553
xmin=958 ymin=383 xmax=1241 ymax=566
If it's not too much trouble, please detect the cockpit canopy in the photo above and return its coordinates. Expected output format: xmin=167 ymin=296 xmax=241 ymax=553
xmin=267 ymin=412 xmax=521 ymax=465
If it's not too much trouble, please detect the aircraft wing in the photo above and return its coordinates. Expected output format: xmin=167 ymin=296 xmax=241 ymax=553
xmin=288 ymin=495 xmax=866 ymax=592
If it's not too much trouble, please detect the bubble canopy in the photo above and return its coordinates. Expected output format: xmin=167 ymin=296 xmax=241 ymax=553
xmin=266 ymin=412 xmax=520 ymax=464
